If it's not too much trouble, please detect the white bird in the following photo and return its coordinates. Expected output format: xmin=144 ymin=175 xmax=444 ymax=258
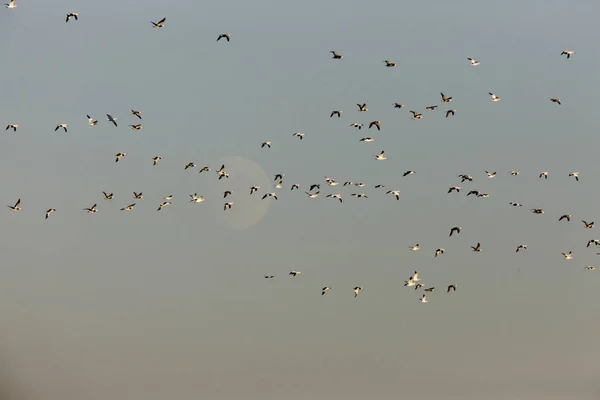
xmin=306 ymin=191 xmax=320 ymax=199
xmin=509 ymin=202 xmax=523 ymax=207
xmin=359 ymin=137 xmax=375 ymax=143
xmin=189 ymin=194 xmax=205 ymax=203
xmin=561 ymin=50 xmax=575 ymax=59
xmin=157 ymin=201 xmax=171 ymax=211
xmin=217 ymin=33 xmax=231 ymax=42
xmin=410 ymin=244 xmax=420 ymax=251
xmin=419 ymin=294 xmax=428 ymax=303
xmin=353 ymin=286 xmax=362 ymax=297
xmin=569 ymin=172 xmax=579 ymax=181
xmin=404 ymin=279 xmax=416 ymax=287
xmin=216 ymin=164 xmax=229 ymax=180
xmin=292 ymin=132 xmax=305 ymax=140
xmin=261 ymin=141 xmax=272 ymax=148
xmin=262 ymin=192 xmax=278 ymax=200
xmin=121 ymin=203 xmax=136 ymax=211
xmin=326 ymin=193 xmax=342 ymax=203
xmin=55 ymin=124 xmax=68 ymax=132
xmin=322 ymin=287 xmax=330 ymax=295
xmin=223 ymin=202 xmax=234 ymax=210
xmin=350 ymin=123 xmax=363 ymax=130
xmin=152 ymin=156 xmax=162 ymax=165
xmin=386 ymin=190 xmax=400 ymax=200
xmin=86 ymin=115 xmax=98 ymax=126
xmin=467 ymin=57 xmax=480 ymax=66
xmin=586 ymin=266 xmax=595 ymax=271
xmin=351 ymin=193 xmax=368 ymax=198
xmin=289 ymin=270 xmax=302 ymax=277
xmin=410 ymin=111 xmax=423 ymax=120
xmin=133 ymin=192 xmax=143 ymax=199
xmin=435 ymin=248 xmax=445 ymax=258
xmin=489 ymin=92 xmax=501 ymax=102
xmin=5 ymin=124 xmax=18 ymax=132
xmin=250 ymin=186 xmax=260 ymax=195
xmin=66 ymin=13 xmax=78 ymax=23
xmin=45 ymin=208 xmax=56 ymax=219
xmin=539 ymin=172 xmax=548 ymax=179
xmin=516 ymin=244 xmax=528 ymax=252
xmin=486 ymin=171 xmax=497 ymax=179
xmin=115 ymin=152 xmax=127 ymax=163
xmin=131 ymin=110 xmax=142 ymax=119
xmin=562 ymin=251 xmax=573 ymax=260
xmin=411 ymin=271 xmax=420 ymax=282
xmin=324 ymin=177 xmax=338 ymax=186
xmin=448 ymin=186 xmax=461 ymax=193
xmin=5 ymin=0 xmax=16 ymax=8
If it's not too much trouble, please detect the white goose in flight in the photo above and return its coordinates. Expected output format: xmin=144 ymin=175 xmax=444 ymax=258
xmin=386 ymin=190 xmax=400 ymax=200
xmin=467 ymin=57 xmax=480 ymax=66
xmin=489 ymin=92 xmax=501 ymax=102
xmin=83 ymin=204 xmax=97 ymax=213
xmin=55 ymin=124 xmax=68 ymax=132
xmin=569 ymin=172 xmax=579 ymax=181
xmin=152 ymin=156 xmax=162 ymax=165
xmin=326 ymin=193 xmax=342 ymax=203
xmin=561 ymin=50 xmax=575 ymax=59
xmin=45 ymin=208 xmax=56 ymax=219
xmin=419 ymin=294 xmax=428 ymax=303
xmin=66 ymin=13 xmax=78 ymax=23
xmin=305 ymin=191 xmax=320 ymax=199
xmin=157 ymin=201 xmax=171 ymax=211
xmin=410 ymin=244 xmax=420 ymax=251
xmin=434 ymin=248 xmax=445 ymax=258
xmin=374 ymin=151 xmax=387 ymax=161
xmin=353 ymin=286 xmax=362 ymax=297
xmin=322 ymin=287 xmax=330 ymax=295
xmin=87 ymin=115 xmax=98 ymax=126
xmin=5 ymin=0 xmax=16 ymax=8
xmin=562 ymin=251 xmax=573 ymax=260
xmin=5 ymin=124 xmax=18 ymax=132
xmin=292 ymin=132 xmax=305 ymax=140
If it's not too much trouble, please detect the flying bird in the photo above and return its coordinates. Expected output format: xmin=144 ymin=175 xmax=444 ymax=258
xmin=102 ymin=191 xmax=113 ymax=200
xmin=582 ymin=220 xmax=594 ymax=229
xmin=471 ymin=242 xmax=482 ymax=252
xmin=550 ymin=98 xmax=561 ymax=105
xmin=419 ymin=294 xmax=428 ymax=303
xmin=262 ymin=192 xmax=278 ymax=200
xmin=5 ymin=124 xmax=18 ymax=131
xmin=133 ymin=192 xmax=143 ymax=199
xmin=121 ymin=204 xmax=136 ymax=211
xmin=410 ymin=111 xmax=423 ymax=120
xmin=157 ymin=201 xmax=171 ymax=211
xmin=129 ymin=124 xmax=142 ymax=131
xmin=569 ymin=172 xmax=579 ymax=181
xmin=561 ymin=50 xmax=575 ymax=59
xmin=185 ymin=162 xmax=196 ymax=170
xmin=152 ymin=17 xmax=166 ymax=28
xmin=152 ymin=156 xmax=162 ymax=165
xmin=435 ymin=248 xmax=445 ymax=257
xmin=217 ymin=33 xmax=231 ymax=42
xmin=289 ymin=270 xmax=302 ymax=276
xmin=45 ymin=208 xmax=56 ymax=219
xmin=55 ymin=124 xmax=68 ymax=132
xmin=87 ymin=115 xmax=97 ymax=126
xmin=223 ymin=202 xmax=234 ymax=210
xmin=386 ymin=190 xmax=400 ymax=200
xmin=357 ymin=103 xmax=368 ymax=112
xmin=106 ymin=114 xmax=118 ymax=127
xmin=516 ymin=244 xmax=528 ymax=252
xmin=353 ymin=286 xmax=362 ymax=297
xmin=447 ymin=285 xmax=457 ymax=292
xmin=321 ymin=287 xmax=330 ymax=295
xmin=330 ymin=110 xmax=343 ymax=118
xmin=330 ymin=51 xmax=343 ymax=59
xmin=441 ymin=93 xmax=452 ymax=103
xmin=383 ymin=60 xmax=396 ymax=67
xmin=83 ymin=204 xmax=97 ymax=213
xmin=467 ymin=57 xmax=480 ymax=66
xmin=539 ymin=172 xmax=548 ymax=179
xmin=449 ymin=226 xmax=462 ymax=237
xmin=368 ymin=121 xmax=381 ymax=130
xmin=394 ymin=103 xmax=404 ymax=109
xmin=5 ymin=0 xmax=16 ymax=8
xmin=131 ymin=110 xmax=142 ymax=119
xmin=351 ymin=123 xmax=364 ymax=130
xmin=292 ymin=132 xmax=305 ymax=140
xmin=115 ymin=152 xmax=127 ymax=163
xmin=489 ymin=92 xmax=501 ymax=102
xmin=562 ymin=251 xmax=573 ymax=260
xmin=65 ymin=13 xmax=78 ymax=23
xmin=374 ymin=150 xmax=387 ymax=161
xmin=559 ymin=214 xmax=571 ymax=222
xmin=326 ymin=193 xmax=342 ymax=203
xmin=261 ymin=141 xmax=272 ymax=148
xmin=445 ymin=109 xmax=456 ymax=118
xmin=7 ymin=199 xmax=21 ymax=211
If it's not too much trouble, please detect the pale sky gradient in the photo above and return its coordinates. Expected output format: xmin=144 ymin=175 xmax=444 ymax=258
xmin=0 ymin=0 xmax=599 ymax=399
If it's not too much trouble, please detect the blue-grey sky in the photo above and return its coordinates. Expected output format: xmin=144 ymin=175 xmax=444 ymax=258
xmin=1 ymin=0 xmax=599 ymax=399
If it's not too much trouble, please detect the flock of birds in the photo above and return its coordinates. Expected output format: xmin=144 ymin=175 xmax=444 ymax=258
xmin=2 ymin=2 xmax=592 ymax=303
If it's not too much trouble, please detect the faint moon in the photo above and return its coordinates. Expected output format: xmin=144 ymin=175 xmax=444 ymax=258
xmin=211 ymin=156 xmax=272 ymax=230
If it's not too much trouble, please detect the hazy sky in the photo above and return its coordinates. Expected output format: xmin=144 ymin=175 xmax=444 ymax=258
xmin=1 ymin=0 xmax=599 ymax=399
